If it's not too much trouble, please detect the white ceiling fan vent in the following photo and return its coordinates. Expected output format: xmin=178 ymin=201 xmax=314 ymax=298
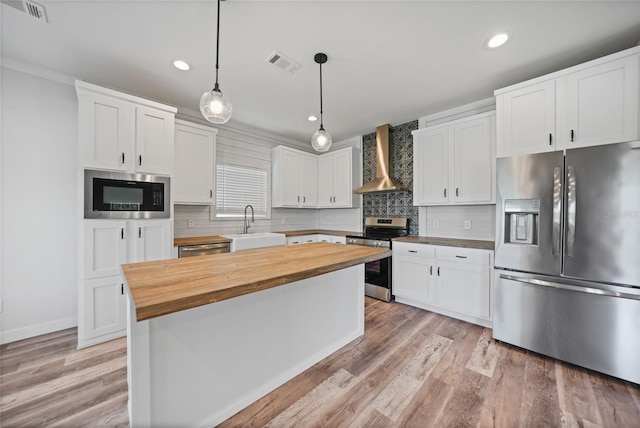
xmin=4 ymin=0 xmax=48 ymax=22
xmin=265 ymin=51 xmax=301 ymax=75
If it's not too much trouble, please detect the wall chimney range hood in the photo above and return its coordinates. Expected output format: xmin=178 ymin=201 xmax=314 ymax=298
xmin=354 ymin=124 xmax=408 ymax=194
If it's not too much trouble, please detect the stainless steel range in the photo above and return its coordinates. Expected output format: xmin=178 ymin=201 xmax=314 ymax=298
xmin=346 ymin=217 xmax=409 ymax=302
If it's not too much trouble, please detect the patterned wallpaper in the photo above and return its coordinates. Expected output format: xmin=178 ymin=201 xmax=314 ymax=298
xmin=362 ymin=120 xmax=419 ymax=235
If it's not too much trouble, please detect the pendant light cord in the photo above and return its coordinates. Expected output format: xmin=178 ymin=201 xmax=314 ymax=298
xmin=319 ymin=61 xmax=324 ymax=130
xmin=214 ymin=0 xmax=221 ymax=91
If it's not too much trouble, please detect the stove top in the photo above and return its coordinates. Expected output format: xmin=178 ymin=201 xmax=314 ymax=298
xmin=346 ymin=217 xmax=410 ymax=246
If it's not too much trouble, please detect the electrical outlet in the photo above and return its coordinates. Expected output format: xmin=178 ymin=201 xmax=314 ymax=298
xmin=187 ymin=219 xmax=196 ymax=228
xmin=464 ymin=220 xmax=472 ymax=230
xmin=433 ymin=219 xmax=440 ymax=228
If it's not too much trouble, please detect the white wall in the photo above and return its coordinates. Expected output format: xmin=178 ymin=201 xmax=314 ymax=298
xmin=419 ymin=205 xmax=495 ymax=241
xmin=1 ymin=65 xmax=78 ymax=343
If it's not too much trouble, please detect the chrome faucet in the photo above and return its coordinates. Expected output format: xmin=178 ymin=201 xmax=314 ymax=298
xmin=243 ymin=204 xmax=255 ymax=234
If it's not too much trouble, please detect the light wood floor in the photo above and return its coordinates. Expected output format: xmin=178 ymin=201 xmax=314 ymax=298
xmin=2 ymin=298 xmax=639 ymax=427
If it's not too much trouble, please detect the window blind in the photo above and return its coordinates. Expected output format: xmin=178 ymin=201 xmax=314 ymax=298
xmin=216 ymin=164 xmax=268 ymax=217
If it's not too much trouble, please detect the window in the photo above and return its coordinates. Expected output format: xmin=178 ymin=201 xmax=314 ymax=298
xmin=215 ymin=163 xmax=270 ymax=218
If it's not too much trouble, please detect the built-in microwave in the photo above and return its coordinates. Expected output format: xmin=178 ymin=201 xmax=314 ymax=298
xmin=84 ymin=169 xmax=170 ymax=219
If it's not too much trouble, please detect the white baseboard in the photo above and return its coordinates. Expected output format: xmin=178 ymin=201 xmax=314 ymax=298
xmin=0 ymin=316 xmax=77 ymax=345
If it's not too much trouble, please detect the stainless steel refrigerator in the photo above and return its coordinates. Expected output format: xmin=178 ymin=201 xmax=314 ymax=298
xmin=494 ymin=141 xmax=640 ymax=384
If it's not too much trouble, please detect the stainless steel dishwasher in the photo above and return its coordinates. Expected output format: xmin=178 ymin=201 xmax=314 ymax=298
xmin=178 ymin=242 xmax=230 ymax=257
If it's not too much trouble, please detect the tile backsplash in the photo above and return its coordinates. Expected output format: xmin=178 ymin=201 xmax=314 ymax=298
xmin=362 ymin=120 xmax=419 ymax=235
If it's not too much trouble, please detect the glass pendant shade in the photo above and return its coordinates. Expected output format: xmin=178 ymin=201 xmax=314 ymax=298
xmin=311 ymin=127 xmax=332 ymax=152
xmin=200 ymin=88 xmax=233 ymax=124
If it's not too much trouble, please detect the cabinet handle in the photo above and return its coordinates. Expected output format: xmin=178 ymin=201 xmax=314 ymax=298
xmin=437 ymin=267 xmax=440 ymax=276
xmin=138 ymin=227 xmax=142 ymax=238
xmin=121 ymin=284 xmax=124 ymax=295
xmin=138 ymin=155 xmax=142 ymax=166
xmin=455 ymin=255 xmax=467 ymax=259
xmin=549 ymin=133 xmax=552 ymax=145
xmin=571 ymin=129 xmax=574 ymax=142
xmin=121 ymin=153 xmax=125 ymax=164
xmin=303 ymin=196 xmax=306 ymax=203
xmin=408 ymin=250 xmax=418 ymax=253
xmin=444 ymin=188 xmax=447 ymax=198
xmin=456 ymin=187 xmax=459 ymax=197
xmin=430 ymin=266 xmax=433 ymax=275
xmin=210 ymin=189 xmax=213 ymax=198
xmin=121 ymin=228 xmax=125 ymax=239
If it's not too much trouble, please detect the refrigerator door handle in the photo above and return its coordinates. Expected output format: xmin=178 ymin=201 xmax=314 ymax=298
xmin=552 ymin=167 xmax=562 ymax=255
xmin=566 ymin=165 xmax=577 ymax=257
xmin=499 ymin=274 xmax=640 ymax=301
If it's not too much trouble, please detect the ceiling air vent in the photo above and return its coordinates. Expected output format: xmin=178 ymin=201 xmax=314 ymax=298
xmin=4 ymin=0 xmax=48 ymax=22
xmin=265 ymin=51 xmax=301 ymax=75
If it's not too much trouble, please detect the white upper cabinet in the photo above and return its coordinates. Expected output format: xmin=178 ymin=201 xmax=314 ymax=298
xmin=173 ymin=120 xmax=217 ymax=205
xmin=273 ymin=145 xmax=359 ymax=209
xmin=496 ymin=47 xmax=639 ymax=157
xmin=496 ymin=80 xmax=556 ymax=156
xmin=413 ymin=112 xmax=495 ymax=206
xmin=413 ymin=127 xmax=450 ymax=205
xmin=134 ymin=106 xmax=174 ymax=175
xmin=559 ymin=54 xmax=639 ymax=149
xmin=272 ymin=146 xmax=318 ymax=208
xmin=318 ymin=147 xmax=360 ymax=208
xmin=76 ymin=80 xmax=177 ymax=175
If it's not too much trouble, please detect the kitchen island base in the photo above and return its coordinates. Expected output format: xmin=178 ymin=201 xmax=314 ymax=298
xmin=127 ymin=265 xmax=364 ymax=427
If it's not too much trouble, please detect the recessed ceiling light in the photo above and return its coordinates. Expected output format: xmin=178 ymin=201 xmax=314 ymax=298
xmin=308 ymin=115 xmax=318 ymax=122
xmin=487 ymin=33 xmax=509 ymax=48
xmin=173 ymin=60 xmax=191 ymax=71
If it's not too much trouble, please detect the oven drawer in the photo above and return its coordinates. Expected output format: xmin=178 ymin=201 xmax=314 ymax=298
xmin=392 ymin=242 xmax=436 ymax=259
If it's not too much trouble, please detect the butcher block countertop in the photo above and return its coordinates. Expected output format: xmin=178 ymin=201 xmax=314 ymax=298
xmin=174 ymin=235 xmax=231 ymax=247
xmin=122 ymin=242 xmax=390 ymax=322
xmin=393 ymin=236 xmax=495 ymax=250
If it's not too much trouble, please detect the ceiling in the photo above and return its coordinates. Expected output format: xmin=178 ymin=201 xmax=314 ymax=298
xmin=2 ymin=1 xmax=640 ymax=143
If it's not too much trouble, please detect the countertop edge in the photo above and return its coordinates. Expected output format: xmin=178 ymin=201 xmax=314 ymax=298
xmin=392 ymin=236 xmax=495 ymax=250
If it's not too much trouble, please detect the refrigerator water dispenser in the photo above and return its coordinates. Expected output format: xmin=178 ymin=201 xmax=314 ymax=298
xmin=504 ymin=199 xmax=539 ymax=245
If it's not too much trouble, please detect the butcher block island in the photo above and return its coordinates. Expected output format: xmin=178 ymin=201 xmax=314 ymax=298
xmin=122 ymin=242 xmax=390 ymax=427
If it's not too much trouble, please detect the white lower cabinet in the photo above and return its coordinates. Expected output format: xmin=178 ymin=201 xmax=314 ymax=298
xmin=288 ymin=234 xmax=346 ymax=245
xmin=81 ymin=276 xmax=127 ymax=344
xmin=79 ymin=219 xmax=171 ymax=348
xmin=393 ymin=242 xmax=493 ymax=327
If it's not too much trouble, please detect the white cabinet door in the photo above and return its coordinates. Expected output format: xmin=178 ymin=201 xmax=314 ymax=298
xmin=331 ymin=236 xmax=346 ymax=244
xmin=332 ymin=149 xmax=354 ymax=207
xmin=413 ymin=127 xmax=450 ymax=205
xmin=454 ymin=116 xmax=494 ymax=204
xmin=173 ymin=122 xmax=216 ymax=205
xmin=79 ymin=93 xmax=132 ymax=171
xmin=281 ymin=149 xmax=303 ymax=207
xmin=317 ymin=155 xmax=334 ymax=208
xmin=129 ymin=220 xmax=172 ymax=263
xmin=134 ymin=106 xmax=174 ymax=175
xmin=497 ymin=80 xmax=556 ymax=157
xmin=81 ymin=276 xmax=126 ymax=343
xmin=561 ymin=55 xmax=639 ymax=149
xmin=84 ymin=221 xmax=127 ymax=279
xmin=287 ymin=236 xmax=303 ymax=245
xmin=393 ymin=255 xmax=436 ymax=304
xmin=301 ymin=154 xmax=318 ymax=207
xmin=436 ymin=260 xmax=491 ymax=319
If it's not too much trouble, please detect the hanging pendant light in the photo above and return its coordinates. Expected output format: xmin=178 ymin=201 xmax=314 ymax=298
xmin=200 ymin=0 xmax=232 ymax=124
xmin=311 ymin=53 xmax=332 ymax=152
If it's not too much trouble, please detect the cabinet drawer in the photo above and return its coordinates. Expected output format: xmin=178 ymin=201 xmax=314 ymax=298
xmin=436 ymin=246 xmax=491 ymax=265
xmin=392 ymin=242 xmax=436 ymax=259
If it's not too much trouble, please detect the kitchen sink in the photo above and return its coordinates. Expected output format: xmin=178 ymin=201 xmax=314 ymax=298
xmin=220 ymin=232 xmax=287 ymax=252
